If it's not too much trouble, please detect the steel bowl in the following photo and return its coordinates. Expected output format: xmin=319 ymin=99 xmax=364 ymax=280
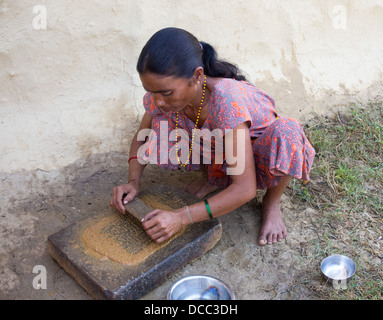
xmin=167 ymin=275 xmax=235 ymax=300
xmin=321 ymin=255 xmax=356 ymax=281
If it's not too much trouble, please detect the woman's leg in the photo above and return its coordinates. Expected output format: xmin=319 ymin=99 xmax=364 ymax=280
xmin=183 ymin=165 xmax=219 ymax=198
xmin=253 ymin=117 xmax=315 ymax=245
xmin=258 ymin=175 xmax=291 ymax=245
xmin=183 ymin=180 xmax=219 ymax=199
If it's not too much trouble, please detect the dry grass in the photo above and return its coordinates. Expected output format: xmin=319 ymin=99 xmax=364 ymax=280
xmin=291 ymin=102 xmax=383 ymax=300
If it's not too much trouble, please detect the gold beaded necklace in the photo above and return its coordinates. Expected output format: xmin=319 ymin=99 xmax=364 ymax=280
xmin=175 ymin=75 xmax=207 ymax=167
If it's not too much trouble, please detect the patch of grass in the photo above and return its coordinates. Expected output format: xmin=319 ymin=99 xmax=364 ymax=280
xmin=292 ymin=102 xmax=383 ymax=300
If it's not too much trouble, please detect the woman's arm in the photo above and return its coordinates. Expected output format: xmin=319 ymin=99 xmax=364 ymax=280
xmin=188 ymin=121 xmax=257 ymax=218
xmin=110 ymin=111 xmax=153 ymax=213
xmin=142 ymin=122 xmax=257 ymax=243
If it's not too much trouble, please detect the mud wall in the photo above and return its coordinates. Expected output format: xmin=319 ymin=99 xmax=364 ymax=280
xmin=1 ymin=0 xmax=382 ymax=173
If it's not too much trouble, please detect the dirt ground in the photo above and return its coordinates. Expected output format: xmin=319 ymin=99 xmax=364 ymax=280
xmin=1 ymin=151 xmax=321 ymax=300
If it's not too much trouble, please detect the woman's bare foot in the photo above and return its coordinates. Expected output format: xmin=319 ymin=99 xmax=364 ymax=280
xmin=183 ymin=180 xmax=219 ymax=199
xmin=258 ymin=197 xmax=287 ymax=245
xmin=257 ymin=176 xmax=291 ymax=246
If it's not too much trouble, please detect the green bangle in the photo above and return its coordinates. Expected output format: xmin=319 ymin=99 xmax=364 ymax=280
xmin=204 ymin=199 xmax=213 ymax=219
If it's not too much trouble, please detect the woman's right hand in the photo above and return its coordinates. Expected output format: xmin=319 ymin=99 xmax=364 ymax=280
xmin=110 ymin=179 xmax=140 ymax=214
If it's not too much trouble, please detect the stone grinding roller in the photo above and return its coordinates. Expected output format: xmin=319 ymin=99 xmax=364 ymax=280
xmin=124 ymin=197 xmax=154 ymax=222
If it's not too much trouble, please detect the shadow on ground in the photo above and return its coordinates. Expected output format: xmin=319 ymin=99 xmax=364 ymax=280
xmin=0 ymin=152 xmax=318 ymax=300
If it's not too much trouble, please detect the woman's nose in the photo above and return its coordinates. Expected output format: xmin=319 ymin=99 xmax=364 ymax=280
xmin=152 ymin=93 xmax=165 ymax=107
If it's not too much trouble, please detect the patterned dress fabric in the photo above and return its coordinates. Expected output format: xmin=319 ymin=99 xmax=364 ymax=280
xmin=140 ymin=78 xmax=315 ymax=190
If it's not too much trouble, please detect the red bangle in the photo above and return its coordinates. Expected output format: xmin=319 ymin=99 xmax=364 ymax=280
xmin=128 ymin=156 xmax=138 ymax=163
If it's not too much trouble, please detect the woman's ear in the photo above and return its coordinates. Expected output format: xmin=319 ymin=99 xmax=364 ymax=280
xmin=193 ymin=66 xmax=205 ymax=84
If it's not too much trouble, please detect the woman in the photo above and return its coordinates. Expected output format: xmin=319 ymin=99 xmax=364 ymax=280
xmin=110 ymin=27 xmax=315 ymax=246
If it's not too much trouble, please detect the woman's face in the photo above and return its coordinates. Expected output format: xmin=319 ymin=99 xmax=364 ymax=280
xmin=139 ymin=72 xmax=200 ymax=112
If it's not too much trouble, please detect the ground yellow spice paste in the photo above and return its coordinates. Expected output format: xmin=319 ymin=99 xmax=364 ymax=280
xmin=81 ymin=195 xmax=185 ymax=265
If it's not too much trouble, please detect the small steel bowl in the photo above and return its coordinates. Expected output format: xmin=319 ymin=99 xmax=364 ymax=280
xmin=167 ymin=275 xmax=235 ymax=300
xmin=321 ymin=255 xmax=356 ymax=282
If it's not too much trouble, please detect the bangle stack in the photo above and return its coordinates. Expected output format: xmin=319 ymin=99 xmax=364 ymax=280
xmin=185 ymin=200 xmax=213 ymax=225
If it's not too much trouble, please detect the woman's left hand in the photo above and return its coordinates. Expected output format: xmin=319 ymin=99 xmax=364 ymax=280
xmin=142 ymin=209 xmax=184 ymax=243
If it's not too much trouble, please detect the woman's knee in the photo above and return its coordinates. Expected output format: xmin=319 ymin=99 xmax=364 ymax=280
xmin=274 ymin=117 xmax=304 ymax=134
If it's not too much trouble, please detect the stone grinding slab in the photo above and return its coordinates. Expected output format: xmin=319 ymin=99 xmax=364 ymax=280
xmin=48 ymin=184 xmax=222 ymax=300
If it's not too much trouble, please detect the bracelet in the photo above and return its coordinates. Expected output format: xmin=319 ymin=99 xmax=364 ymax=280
xmin=128 ymin=156 xmax=138 ymax=163
xmin=186 ymin=206 xmax=193 ymax=224
xmin=204 ymin=199 xmax=213 ymax=219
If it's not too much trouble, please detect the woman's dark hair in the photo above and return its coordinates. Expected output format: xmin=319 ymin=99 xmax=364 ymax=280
xmin=137 ymin=27 xmax=247 ymax=81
